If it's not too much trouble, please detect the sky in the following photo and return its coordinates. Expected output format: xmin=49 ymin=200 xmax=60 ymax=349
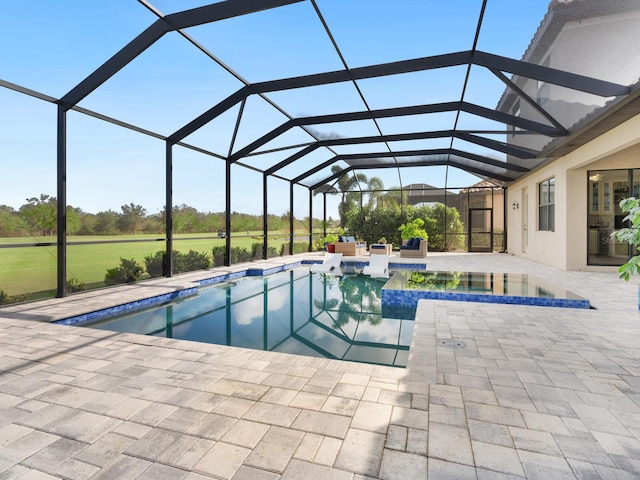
xmin=0 ymin=0 xmax=552 ymax=217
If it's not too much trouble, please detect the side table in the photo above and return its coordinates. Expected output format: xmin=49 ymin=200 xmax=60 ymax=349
xmin=370 ymin=243 xmax=392 ymax=255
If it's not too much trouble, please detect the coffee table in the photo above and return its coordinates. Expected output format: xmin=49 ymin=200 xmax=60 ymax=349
xmin=370 ymin=243 xmax=392 ymax=255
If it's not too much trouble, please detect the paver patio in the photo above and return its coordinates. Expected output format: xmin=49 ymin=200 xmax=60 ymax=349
xmin=0 ymin=252 xmax=638 ymax=479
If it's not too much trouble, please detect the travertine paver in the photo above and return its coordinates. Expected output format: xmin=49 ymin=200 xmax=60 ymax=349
xmin=289 ymin=390 xmax=327 ymax=410
xmin=280 ymin=459 xmax=353 ymax=479
xmin=232 ymin=465 xmax=281 ymax=480
xmin=54 ymin=458 xmax=101 ymax=479
xmin=518 ymin=450 xmax=576 ymax=479
xmin=219 ymin=419 xmax=269 ymax=449
xmin=321 ymin=395 xmax=359 ymax=416
xmin=428 ymin=421 xmax=474 ymax=466
xmin=378 ymin=449 xmax=429 ymax=480
xmin=471 ymin=440 xmax=526 ymax=476
xmin=75 ymin=432 xmax=134 ymax=467
xmin=313 ymin=436 xmax=342 ymax=466
xmin=427 ymin=458 xmax=477 ymax=480
xmin=194 ymin=441 xmax=250 ymax=479
xmin=174 ymin=438 xmax=215 ymax=470
xmin=291 ymin=410 xmax=351 ymax=438
xmin=244 ymin=426 xmax=304 ymax=473
xmin=334 ymin=428 xmax=386 ymax=476
xmin=292 ymin=432 xmax=322 ymax=462
xmin=350 ymin=401 xmax=393 ymax=433
xmin=0 ymin=252 xmax=639 ymax=479
xmin=406 ymin=428 xmax=428 ymax=456
xmin=385 ymin=425 xmax=408 ymax=450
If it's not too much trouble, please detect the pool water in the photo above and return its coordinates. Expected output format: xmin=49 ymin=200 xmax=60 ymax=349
xmin=82 ymin=268 xmax=416 ymax=368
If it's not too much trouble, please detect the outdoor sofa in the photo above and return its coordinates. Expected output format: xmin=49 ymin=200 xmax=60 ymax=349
xmin=399 ymin=238 xmax=427 ymax=258
xmin=333 ymin=235 xmax=367 ymax=256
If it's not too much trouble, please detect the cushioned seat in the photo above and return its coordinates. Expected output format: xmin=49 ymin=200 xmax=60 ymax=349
xmin=400 ymin=238 xmax=427 ymax=258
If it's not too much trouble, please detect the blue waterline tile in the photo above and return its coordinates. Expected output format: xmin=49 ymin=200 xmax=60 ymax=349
xmin=55 ymin=287 xmax=198 ymax=326
xmin=57 ymin=262 xmax=307 ymax=326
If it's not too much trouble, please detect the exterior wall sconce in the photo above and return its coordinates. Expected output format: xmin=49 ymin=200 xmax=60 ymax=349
xmin=512 ymin=201 xmax=519 ymax=210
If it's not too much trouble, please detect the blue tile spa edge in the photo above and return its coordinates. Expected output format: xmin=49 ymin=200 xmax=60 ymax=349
xmin=381 ymin=288 xmax=590 ymax=309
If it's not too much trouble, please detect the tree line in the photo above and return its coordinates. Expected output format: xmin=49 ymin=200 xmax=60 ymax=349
xmin=0 ymin=194 xmax=307 ymax=237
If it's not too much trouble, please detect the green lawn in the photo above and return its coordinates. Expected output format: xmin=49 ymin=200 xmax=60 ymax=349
xmin=0 ymin=232 xmax=316 ymax=297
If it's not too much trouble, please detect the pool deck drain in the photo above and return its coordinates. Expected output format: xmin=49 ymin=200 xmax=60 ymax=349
xmin=438 ymin=339 xmax=466 ymax=349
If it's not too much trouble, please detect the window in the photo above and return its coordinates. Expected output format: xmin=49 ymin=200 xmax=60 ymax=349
xmin=538 ymin=177 xmax=555 ymax=231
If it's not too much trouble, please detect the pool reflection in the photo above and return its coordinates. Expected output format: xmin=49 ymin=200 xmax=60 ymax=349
xmin=88 ymin=268 xmax=415 ymax=368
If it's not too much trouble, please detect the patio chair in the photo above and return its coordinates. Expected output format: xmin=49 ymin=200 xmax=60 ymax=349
xmin=362 ymin=254 xmax=389 ymax=278
xmin=400 ymin=238 xmax=427 ymax=258
xmin=310 ymin=252 xmax=343 ymax=275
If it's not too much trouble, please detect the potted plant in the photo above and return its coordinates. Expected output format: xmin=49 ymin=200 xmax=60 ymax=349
xmin=398 ymin=218 xmax=429 ymax=242
xmin=611 ymin=197 xmax=640 ymax=309
xmin=378 ymin=237 xmax=387 ymax=244
xmin=323 ymin=232 xmax=339 ymax=253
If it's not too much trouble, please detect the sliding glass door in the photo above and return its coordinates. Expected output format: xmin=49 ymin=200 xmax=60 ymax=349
xmin=588 ymin=169 xmax=634 ymax=266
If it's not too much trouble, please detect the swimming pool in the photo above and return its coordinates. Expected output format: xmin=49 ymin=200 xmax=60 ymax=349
xmin=55 ymin=263 xmax=589 ymax=369
xmin=69 ymin=268 xmax=416 ymax=368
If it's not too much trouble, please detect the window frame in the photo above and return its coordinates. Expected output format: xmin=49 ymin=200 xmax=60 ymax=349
xmin=538 ymin=177 xmax=555 ymax=232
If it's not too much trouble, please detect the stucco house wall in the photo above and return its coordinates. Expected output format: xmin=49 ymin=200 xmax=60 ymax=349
xmin=507 ymin=114 xmax=640 ymax=271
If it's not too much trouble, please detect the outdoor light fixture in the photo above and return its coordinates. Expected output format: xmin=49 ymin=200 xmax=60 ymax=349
xmin=512 ymin=201 xmax=519 ymax=210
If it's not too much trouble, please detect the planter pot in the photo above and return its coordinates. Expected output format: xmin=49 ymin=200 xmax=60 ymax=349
xmin=327 ymin=243 xmax=336 ymax=253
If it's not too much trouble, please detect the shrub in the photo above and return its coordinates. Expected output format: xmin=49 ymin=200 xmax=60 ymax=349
xmin=0 ymin=290 xmax=28 ymax=305
xmin=292 ymin=241 xmax=308 ymax=254
xmin=145 ymin=249 xmax=211 ymax=276
xmin=66 ymin=277 xmax=86 ymax=293
xmin=279 ymin=242 xmax=309 ymax=255
xmin=104 ymin=258 xmax=144 ymax=286
xmin=144 ymin=250 xmax=167 ymax=277
xmin=212 ymin=246 xmax=226 ymax=266
xmin=175 ymin=250 xmax=211 ymax=273
xmin=251 ymin=242 xmax=263 ymax=260
xmin=417 ymin=203 xmax=465 ymax=251
xmin=344 ymin=204 xmax=409 ymax=248
xmin=0 ymin=290 xmax=10 ymax=305
xmin=265 ymin=245 xmax=280 ymax=258
xmin=231 ymin=247 xmax=252 ymax=264
xmin=251 ymin=242 xmax=280 ymax=259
